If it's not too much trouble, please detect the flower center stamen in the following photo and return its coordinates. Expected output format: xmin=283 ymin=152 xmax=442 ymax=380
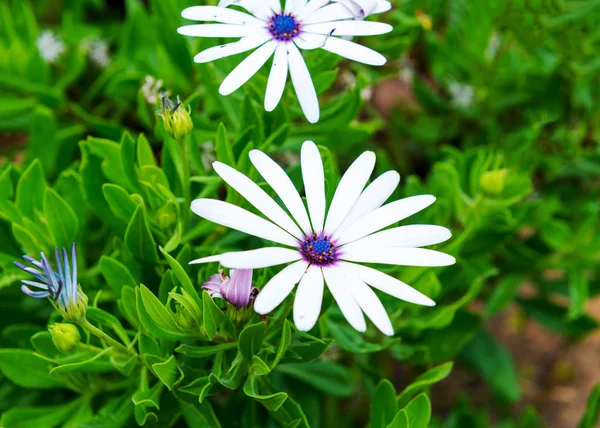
xmin=301 ymin=234 xmax=338 ymax=266
xmin=268 ymin=13 xmax=300 ymax=41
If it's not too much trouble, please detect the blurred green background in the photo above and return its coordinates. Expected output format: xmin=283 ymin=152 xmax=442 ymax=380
xmin=0 ymin=0 xmax=599 ymax=427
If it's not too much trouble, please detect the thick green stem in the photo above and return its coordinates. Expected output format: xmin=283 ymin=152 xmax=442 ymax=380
xmin=78 ymin=318 xmax=134 ymax=356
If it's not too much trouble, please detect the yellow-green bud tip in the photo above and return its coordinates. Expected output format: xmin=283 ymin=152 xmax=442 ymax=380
xmin=480 ymin=169 xmax=508 ymax=195
xmin=49 ymin=323 xmax=81 ymax=353
xmin=157 ymin=94 xmax=193 ymax=141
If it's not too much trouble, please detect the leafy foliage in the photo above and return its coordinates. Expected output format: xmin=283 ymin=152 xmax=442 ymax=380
xmin=0 ymin=0 xmax=599 ymax=427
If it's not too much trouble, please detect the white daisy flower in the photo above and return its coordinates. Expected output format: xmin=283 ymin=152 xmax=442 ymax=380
xmin=177 ymin=0 xmax=393 ymax=123
xmin=190 ymin=141 xmax=455 ymax=336
xmin=36 ymin=30 xmax=66 ymax=64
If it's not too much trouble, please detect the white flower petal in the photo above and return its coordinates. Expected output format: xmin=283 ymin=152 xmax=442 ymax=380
xmin=351 ymin=225 xmax=452 ymax=248
xmin=301 ymin=141 xmax=326 ymax=233
xmin=297 ymin=0 xmax=330 ymax=19
xmin=341 ymin=246 xmax=456 ymax=267
xmin=254 ymin=260 xmax=308 ymax=314
xmin=220 ymin=248 xmax=302 ymax=268
xmin=191 ymin=198 xmax=297 ymax=246
xmin=220 ymin=40 xmax=277 ymax=95
xmin=293 ymin=265 xmax=324 ymax=331
xmin=337 ymin=195 xmax=436 ymax=245
xmin=322 ymin=266 xmax=366 ymax=332
xmin=293 ymin=33 xmax=328 ymax=50
xmin=266 ymin=0 xmax=282 ymax=13
xmin=249 ymin=149 xmax=313 ymax=234
xmin=287 ymin=43 xmax=319 ymax=123
xmin=213 ymin=161 xmax=302 ymax=238
xmin=324 ymin=151 xmax=375 ymax=235
xmin=333 ymin=170 xmax=399 ymax=239
xmin=374 ymin=1 xmax=392 ymax=14
xmin=347 ymin=274 xmax=394 ymax=336
xmin=190 ymin=254 xmax=221 ymax=265
xmin=302 ymin=4 xmax=355 ymax=24
xmin=320 ymin=36 xmax=387 ymax=66
xmin=219 ymin=0 xmax=272 ymax=20
xmin=265 ymin=44 xmax=289 ymax=112
xmin=303 ymin=21 xmax=393 ymax=37
xmin=177 ymin=24 xmax=263 ymax=38
xmin=181 ymin=6 xmax=266 ymax=26
xmin=194 ymin=35 xmax=270 ymax=63
xmin=285 ymin=0 xmax=308 ymax=14
xmin=342 ymin=261 xmax=435 ymax=306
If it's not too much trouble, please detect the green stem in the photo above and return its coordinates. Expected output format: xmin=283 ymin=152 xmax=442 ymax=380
xmin=78 ymin=318 xmax=134 ymax=356
xmin=179 ymin=135 xmax=191 ymax=227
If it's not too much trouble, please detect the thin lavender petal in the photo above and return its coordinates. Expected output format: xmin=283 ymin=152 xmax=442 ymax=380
xmin=40 ymin=252 xmax=60 ymax=297
xmin=14 ymin=262 xmax=46 ymax=282
xmin=203 ymin=273 xmax=226 ymax=296
xmin=23 ymin=255 xmax=43 ymax=269
xmin=21 ymin=285 xmax=51 ymax=299
xmin=55 ymin=247 xmax=64 ymax=283
xmin=62 ymin=247 xmax=72 ymax=305
xmin=21 ymin=280 xmax=49 ymax=290
xmin=71 ymin=243 xmax=77 ymax=293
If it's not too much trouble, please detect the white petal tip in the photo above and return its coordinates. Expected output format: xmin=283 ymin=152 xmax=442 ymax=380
xmin=381 ymin=327 xmax=395 ymax=337
xmin=189 ymin=256 xmax=221 ymax=265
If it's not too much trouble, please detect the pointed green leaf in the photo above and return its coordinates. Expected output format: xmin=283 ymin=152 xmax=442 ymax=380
xmin=372 ymin=380 xmax=398 ymax=428
xmin=16 ymin=158 xmax=45 ymax=218
xmin=152 ymin=355 xmax=179 ymax=391
xmin=100 ymin=255 xmax=138 ymax=294
xmin=125 ymin=205 xmax=158 ymax=262
xmin=44 ymin=188 xmax=79 ymax=248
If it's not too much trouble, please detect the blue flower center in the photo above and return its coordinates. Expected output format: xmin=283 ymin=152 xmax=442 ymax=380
xmin=301 ymin=234 xmax=338 ymax=266
xmin=268 ymin=14 xmax=300 ymax=41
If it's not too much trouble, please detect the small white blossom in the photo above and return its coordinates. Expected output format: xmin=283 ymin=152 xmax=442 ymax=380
xmin=87 ymin=39 xmax=111 ymax=68
xmin=141 ymin=76 xmax=166 ymax=105
xmin=449 ymin=82 xmax=474 ymax=108
xmin=36 ymin=30 xmax=66 ymax=64
xmin=485 ymin=32 xmax=501 ymax=61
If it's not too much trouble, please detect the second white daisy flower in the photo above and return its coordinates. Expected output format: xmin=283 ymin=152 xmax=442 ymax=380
xmin=177 ymin=0 xmax=392 ymax=123
xmin=190 ymin=141 xmax=455 ymax=336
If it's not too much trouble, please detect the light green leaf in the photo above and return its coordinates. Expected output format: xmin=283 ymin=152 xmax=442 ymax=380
xmin=152 ymin=355 xmax=180 ymax=391
xmin=238 ymin=321 xmax=266 ymax=361
xmin=0 ymin=349 xmax=63 ymax=389
xmin=371 ymin=380 xmax=397 ymax=428
xmin=100 ymin=255 xmax=138 ymax=294
xmin=397 ymin=362 xmax=453 ymax=408
xmin=176 ymin=342 xmax=237 ymax=358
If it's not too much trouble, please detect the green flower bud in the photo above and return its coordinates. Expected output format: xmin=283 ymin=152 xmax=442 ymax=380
xmin=175 ymin=303 xmax=198 ymax=331
xmin=227 ymin=305 xmax=254 ymax=324
xmin=157 ymin=94 xmax=193 ymax=141
xmin=49 ymin=323 xmax=81 ymax=353
xmin=57 ymin=288 xmax=89 ymax=322
xmin=480 ymin=169 xmax=508 ymax=195
xmin=157 ymin=201 xmax=178 ymax=229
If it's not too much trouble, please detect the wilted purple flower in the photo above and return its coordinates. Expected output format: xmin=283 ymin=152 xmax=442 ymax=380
xmin=14 ymin=243 xmax=88 ymax=321
xmin=203 ymin=269 xmax=258 ymax=309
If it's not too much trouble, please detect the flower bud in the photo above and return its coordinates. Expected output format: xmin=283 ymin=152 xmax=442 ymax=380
xmin=203 ymin=269 xmax=259 ymax=323
xmin=416 ymin=10 xmax=433 ymax=31
xmin=157 ymin=94 xmax=193 ymax=141
xmin=57 ymin=288 xmax=89 ymax=322
xmin=157 ymin=201 xmax=178 ymax=229
xmin=49 ymin=323 xmax=80 ymax=353
xmin=480 ymin=169 xmax=508 ymax=195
